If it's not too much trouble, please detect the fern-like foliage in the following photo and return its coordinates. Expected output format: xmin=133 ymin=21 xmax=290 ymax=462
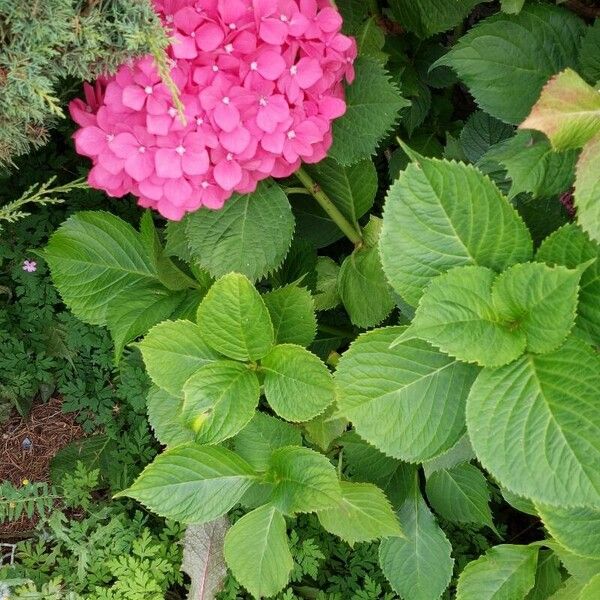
xmin=0 ymin=481 xmax=58 ymax=524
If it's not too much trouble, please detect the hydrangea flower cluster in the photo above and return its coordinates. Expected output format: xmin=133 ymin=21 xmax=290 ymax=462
xmin=69 ymin=0 xmax=356 ymax=220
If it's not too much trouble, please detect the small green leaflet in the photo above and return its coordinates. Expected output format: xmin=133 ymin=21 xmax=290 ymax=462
xmin=138 ymin=320 xmax=221 ymax=397
xmin=422 ymin=435 xmax=476 ymax=477
xmin=329 ymin=57 xmax=408 ymax=165
xmin=224 ymin=505 xmax=293 ymax=599
xmin=536 ymin=504 xmax=600 ymax=559
xmin=336 ymin=327 xmax=477 ymax=462
xmin=314 ymin=257 xmax=341 ymax=311
xmin=261 ymin=344 xmax=334 ymax=422
xmin=185 ymin=180 xmax=295 ymax=281
xmin=527 ymin=549 xmax=563 ymax=600
xmin=379 ymin=473 xmax=454 ymax=600
xmin=460 ymin=110 xmax=514 ymax=163
xmin=466 ymin=336 xmax=600 ymax=508
xmin=303 ymin=406 xmax=348 ymax=452
xmin=536 ymin=224 xmax=600 ymax=346
xmin=318 ymin=481 xmax=403 ymax=546
xmin=234 ymin=413 xmax=302 ymax=472
xmin=400 ymin=262 xmax=585 ymax=367
xmin=425 ymin=463 xmax=496 ymax=532
xmin=182 ymin=361 xmax=260 ymax=444
xmin=146 ymin=386 xmax=194 ymax=448
xmin=456 ymin=544 xmax=539 ymax=600
xmin=434 ymin=5 xmax=584 ymax=124
xmin=266 ymin=446 xmax=341 ymax=514
xmin=262 ymin=285 xmax=317 ymax=347
xmin=197 ymin=273 xmax=274 ymax=362
xmin=380 ymin=157 xmax=532 ymax=306
xmin=116 ymin=444 xmax=256 ymax=524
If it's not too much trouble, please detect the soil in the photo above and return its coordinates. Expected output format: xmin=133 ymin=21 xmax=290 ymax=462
xmin=0 ymin=398 xmax=86 ymax=538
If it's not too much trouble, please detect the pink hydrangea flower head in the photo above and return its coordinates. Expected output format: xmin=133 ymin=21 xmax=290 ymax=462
xmin=69 ymin=0 xmax=355 ymax=220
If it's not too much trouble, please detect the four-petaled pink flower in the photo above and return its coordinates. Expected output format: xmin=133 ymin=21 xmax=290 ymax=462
xmin=22 ymin=260 xmax=37 ymax=273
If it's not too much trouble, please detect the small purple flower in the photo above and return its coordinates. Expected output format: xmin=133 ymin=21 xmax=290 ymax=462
xmin=22 ymin=260 xmax=37 ymax=273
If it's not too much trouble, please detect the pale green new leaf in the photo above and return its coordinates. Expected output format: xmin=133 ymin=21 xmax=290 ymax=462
xmin=116 ymin=444 xmax=256 ymax=524
xmin=434 ymin=5 xmax=584 ymax=124
xmin=500 ymin=0 xmax=525 ymax=13
xmin=303 ymin=406 xmax=348 ymax=451
xmin=379 ymin=474 xmax=454 ymax=600
xmin=318 ymin=481 xmax=403 ymax=545
xmin=139 ymin=320 xmax=221 ymax=397
xmin=545 ymin=540 xmax=600 ymax=582
xmin=336 ymin=327 xmax=477 ymax=462
xmin=425 ymin=463 xmax=495 ymax=531
xmin=44 ymin=211 xmax=158 ymax=325
xmin=267 ymin=446 xmax=341 ymax=514
xmin=456 ymin=545 xmax=538 ymax=600
xmin=537 ymin=224 xmax=600 ymax=346
xmin=329 ymin=57 xmax=408 ymax=165
xmin=224 ymin=505 xmax=293 ymax=599
xmin=262 ymin=285 xmax=316 ymax=347
xmin=262 ymin=344 xmax=334 ymax=422
xmin=146 ymin=386 xmax=194 ymax=447
xmin=575 ymin=133 xmax=600 ymax=243
xmin=234 ymin=413 xmax=302 ymax=472
xmin=536 ymin=504 xmax=600 ymax=559
xmin=185 ymin=181 xmax=294 ymax=281
xmin=580 ymin=573 xmax=600 ymax=600
xmin=380 ymin=157 xmax=532 ymax=306
xmin=182 ymin=361 xmax=260 ymax=444
xmin=466 ymin=336 xmax=600 ymax=507
xmin=314 ymin=257 xmax=341 ymax=311
xmin=197 ymin=273 xmax=274 ymax=362
xmin=521 ymin=69 xmax=600 ymax=150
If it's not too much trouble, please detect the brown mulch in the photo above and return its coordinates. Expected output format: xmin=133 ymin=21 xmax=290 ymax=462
xmin=0 ymin=398 xmax=86 ymax=539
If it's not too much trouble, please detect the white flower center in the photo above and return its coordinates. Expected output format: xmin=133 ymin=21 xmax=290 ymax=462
xmin=229 ymin=23 xmax=237 ymax=30
xmin=165 ymin=14 xmax=174 ymax=23
xmin=168 ymin=107 xmax=178 ymax=117
xmin=106 ymin=134 xmax=114 ymax=142
xmin=201 ymin=181 xmax=210 ymax=189
xmin=144 ymin=86 xmax=153 ymax=94
xmin=250 ymin=61 xmax=258 ymax=71
xmin=259 ymin=96 xmax=268 ymax=107
xmin=196 ymin=117 xmax=204 ymax=125
xmin=226 ymin=153 xmax=234 ymax=161
xmin=287 ymin=130 xmax=296 ymax=139
xmin=190 ymin=31 xmax=196 ymax=38
xmin=225 ymin=43 xmax=234 ymax=54
xmin=290 ymin=65 xmax=298 ymax=76
xmin=212 ymin=65 xmax=219 ymax=72
xmin=176 ymin=145 xmax=186 ymax=155
xmin=280 ymin=14 xmax=288 ymax=22
xmin=138 ymin=146 xmax=146 ymax=153
xmin=222 ymin=96 xmax=230 ymax=105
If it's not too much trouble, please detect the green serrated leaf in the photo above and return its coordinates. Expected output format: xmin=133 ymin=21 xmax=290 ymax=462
xmin=501 ymin=488 xmax=537 ymax=517
xmin=579 ymin=20 xmax=600 ymax=85
xmin=526 ymin=549 xmax=563 ymax=600
xmin=44 ymin=211 xmax=158 ymax=326
xmin=197 ymin=273 xmax=274 ymax=362
xmin=329 ymin=57 xmax=408 ymax=165
xmin=139 ymin=320 xmax=221 ymax=397
xmin=500 ymin=0 xmax=526 ymax=14
xmin=185 ymin=181 xmax=295 ymax=281
xmin=575 ymin=133 xmax=600 ymax=244
xmin=261 ymin=344 xmax=334 ymax=422
xmin=314 ymin=257 xmax=341 ymax=311
xmin=456 ymin=545 xmax=539 ymax=600
xmin=546 ymin=540 xmax=600 ymax=582
xmin=234 ymin=413 xmax=302 ymax=472
xmin=182 ymin=361 xmax=260 ymax=444
xmin=262 ymin=285 xmax=317 ymax=347
xmin=466 ymin=336 xmax=600 ymax=508
xmin=537 ymin=224 xmax=600 ymax=346
xmin=266 ymin=446 xmax=341 ymax=514
xmin=379 ymin=473 xmax=454 ymax=600
xmin=318 ymin=481 xmax=403 ymax=545
xmin=460 ymin=110 xmax=514 ymax=163
xmin=224 ymin=505 xmax=293 ymax=599
xmin=580 ymin=573 xmax=600 ymax=600
xmin=356 ymin=16 xmax=386 ymax=61
xmin=303 ymin=406 xmax=348 ymax=452
xmin=426 ymin=463 xmax=495 ymax=531
xmin=434 ymin=5 xmax=584 ymax=124
xmin=146 ymin=386 xmax=194 ymax=448
xmin=380 ymin=157 xmax=532 ymax=306
xmin=336 ymin=327 xmax=477 ymax=462
xmin=422 ymin=435 xmax=475 ymax=477
xmin=116 ymin=444 xmax=256 ymax=524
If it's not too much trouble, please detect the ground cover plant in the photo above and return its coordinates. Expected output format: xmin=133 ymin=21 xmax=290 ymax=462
xmin=1 ymin=0 xmax=600 ymax=598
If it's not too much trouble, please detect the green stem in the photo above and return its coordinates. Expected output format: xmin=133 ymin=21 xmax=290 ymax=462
xmin=295 ymin=167 xmax=362 ymax=245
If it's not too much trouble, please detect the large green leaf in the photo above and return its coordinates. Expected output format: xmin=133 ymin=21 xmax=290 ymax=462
xmin=138 ymin=320 xmax=221 ymax=397
xmin=329 ymin=57 xmax=408 ymax=165
xmin=116 ymin=444 xmax=256 ymax=524
xmin=224 ymin=505 xmax=293 ymax=599
xmin=580 ymin=573 xmax=600 ymax=600
xmin=546 ymin=540 xmax=600 ymax=582
xmin=185 ymin=181 xmax=294 ymax=281
xmin=457 ymin=545 xmax=538 ymax=599
xmin=262 ymin=285 xmax=317 ymax=347
xmin=261 ymin=344 xmax=334 ymax=422
xmin=537 ymin=224 xmax=600 ymax=346
xmin=536 ymin=504 xmax=600 ymax=559
xmin=266 ymin=446 xmax=341 ymax=514
xmin=182 ymin=361 xmax=260 ymax=444
xmin=197 ymin=273 xmax=274 ymax=362
xmin=44 ymin=211 xmax=158 ymax=326
xmin=380 ymin=157 xmax=532 ymax=306
xmin=336 ymin=327 xmax=477 ymax=462
xmin=389 ymin=0 xmax=486 ymax=38
xmin=146 ymin=386 xmax=194 ymax=448
xmin=402 ymin=263 xmax=583 ymax=367
xmin=466 ymin=336 xmax=600 ymax=507
xmin=434 ymin=5 xmax=584 ymax=124
xmin=234 ymin=413 xmax=302 ymax=472
xmin=425 ymin=463 xmax=495 ymax=531
xmin=318 ymin=481 xmax=403 ymax=545
xmin=379 ymin=474 xmax=454 ymax=600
